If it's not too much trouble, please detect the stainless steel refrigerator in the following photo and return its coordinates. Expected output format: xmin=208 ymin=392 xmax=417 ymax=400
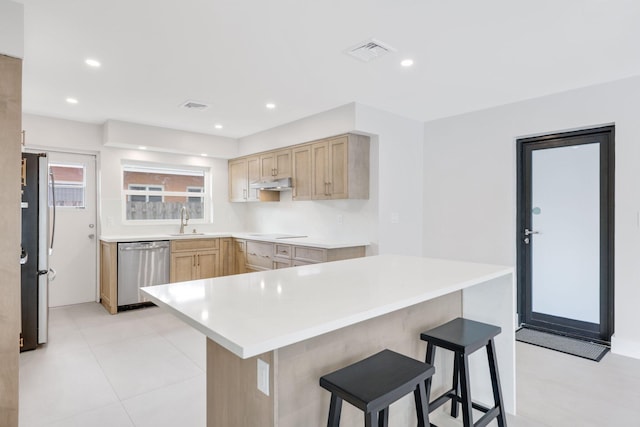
xmin=20 ymin=152 xmax=54 ymax=351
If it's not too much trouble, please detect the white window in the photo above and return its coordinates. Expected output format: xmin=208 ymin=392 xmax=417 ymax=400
xmin=122 ymin=164 xmax=209 ymax=221
xmin=49 ymin=163 xmax=86 ymax=208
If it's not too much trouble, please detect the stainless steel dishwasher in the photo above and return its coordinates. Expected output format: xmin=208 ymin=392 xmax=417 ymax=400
xmin=117 ymin=241 xmax=170 ymax=308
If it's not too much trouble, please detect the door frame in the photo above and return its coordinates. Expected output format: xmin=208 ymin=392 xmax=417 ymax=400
xmin=516 ymin=125 xmax=615 ymax=343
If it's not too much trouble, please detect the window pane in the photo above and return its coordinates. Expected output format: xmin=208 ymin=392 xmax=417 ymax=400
xmin=49 ymin=164 xmax=85 ymax=208
xmin=123 ymin=165 xmax=207 ymax=221
xmin=125 ymin=201 xmax=204 ymax=220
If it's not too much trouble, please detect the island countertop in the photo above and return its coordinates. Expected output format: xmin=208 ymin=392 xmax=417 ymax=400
xmin=141 ymin=254 xmax=513 ymax=359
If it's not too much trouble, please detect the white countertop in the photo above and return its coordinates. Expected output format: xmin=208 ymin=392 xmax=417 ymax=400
xmin=100 ymin=232 xmax=368 ymax=249
xmin=141 ymin=255 xmax=513 ymax=359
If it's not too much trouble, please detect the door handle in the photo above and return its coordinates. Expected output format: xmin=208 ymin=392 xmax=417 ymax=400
xmin=524 ymin=229 xmax=540 ymax=236
xmin=88 ymin=234 xmax=95 ymax=239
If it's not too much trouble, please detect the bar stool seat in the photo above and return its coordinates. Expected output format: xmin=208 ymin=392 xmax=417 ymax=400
xmin=319 ymin=349 xmax=435 ymax=427
xmin=420 ymin=318 xmax=507 ymax=427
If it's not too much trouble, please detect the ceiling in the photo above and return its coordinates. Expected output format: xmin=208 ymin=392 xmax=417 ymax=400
xmin=17 ymin=0 xmax=640 ymax=139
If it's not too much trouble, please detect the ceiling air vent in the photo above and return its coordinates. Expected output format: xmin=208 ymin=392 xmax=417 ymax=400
xmin=180 ymin=100 xmax=209 ymax=110
xmin=345 ymin=38 xmax=396 ymax=62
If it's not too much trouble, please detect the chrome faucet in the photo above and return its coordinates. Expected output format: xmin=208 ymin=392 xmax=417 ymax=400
xmin=179 ymin=206 xmax=190 ymax=234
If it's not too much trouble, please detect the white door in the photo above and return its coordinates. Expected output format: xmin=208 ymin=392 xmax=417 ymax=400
xmin=48 ymin=152 xmax=97 ymax=307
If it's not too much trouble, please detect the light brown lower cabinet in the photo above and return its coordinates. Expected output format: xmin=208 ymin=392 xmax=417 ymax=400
xmin=170 ymin=239 xmax=220 ymax=283
xmin=100 ymin=241 xmax=118 ymax=314
xmin=239 ymin=240 xmax=366 ymax=272
xmin=235 ymin=240 xmax=246 ymax=274
xmin=220 ymin=238 xmax=235 ymax=276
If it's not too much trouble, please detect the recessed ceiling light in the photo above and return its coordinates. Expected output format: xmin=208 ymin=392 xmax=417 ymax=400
xmin=138 ymin=146 xmax=147 ymax=150
xmin=201 ymin=153 xmax=208 ymax=157
xmin=266 ymin=103 xmax=276 ymax=110
xmin=401 ymin=59 xmax=414 ymax=67
xmin=85 ymin=58 xmax=101 ymax=68
xmin=66 ymin=97 xmax=78 ymax=104
xmin=214 ymin=124 xmax=223 ymax=129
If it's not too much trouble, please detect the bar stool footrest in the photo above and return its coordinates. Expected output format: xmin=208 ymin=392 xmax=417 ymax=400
xmin=473 ymin=406 xmax=501 ymax=427
xmin=429 ymin=388 xmax=458 ymax=411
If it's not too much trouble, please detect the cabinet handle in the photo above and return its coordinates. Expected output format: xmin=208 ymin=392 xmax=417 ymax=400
xmin=197 ymin=254 xmax=200 ymax=266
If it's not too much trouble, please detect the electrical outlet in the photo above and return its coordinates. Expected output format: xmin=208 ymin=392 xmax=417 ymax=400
xmin=257 ymin=358 xmax=269 ymax=396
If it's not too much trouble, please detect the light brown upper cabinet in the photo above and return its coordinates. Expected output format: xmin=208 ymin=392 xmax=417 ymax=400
xmin=229 ymin=155 xmax=278 ymax=202
xmin=229 ymin=133 xmax=369 ymax=202
xmin=229 ymin=158 xmax=248 ymax=202
xmin=292 ymin=144 xmax=312 ymax=201
xmin=311 ymin=134 xmax=369 ymax=200
xmin=260 ymin=149 xmax=291 ymax=180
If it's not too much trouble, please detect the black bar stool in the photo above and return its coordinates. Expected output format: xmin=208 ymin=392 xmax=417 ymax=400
xmin=420 ymin=317 xmax=507 ymax=427
xmin=319 ymin=349 xmax=435 ymax=427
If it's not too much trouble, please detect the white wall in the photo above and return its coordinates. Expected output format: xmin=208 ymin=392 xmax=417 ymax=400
xmin=0 ymin=1 xmax=23 ymax=59
xmin=237 ymin=104 xmax=356 ymax=156
xmin=23 ymin=114 xmax=103 ymax=152
xmin=23 ymin=114 xmax=246 ymax=237
xmin=104 ymin=120 xmax=238 ymax=159
xmin=355 ymin=104 xmax=424 ymax=256
xmin=423 ymin=75 xmax=640 ymax=358
xmin=99 ymin=147 xmax=245 ymax=236
xmin=238 ymin=103 xmax=424 ymax=256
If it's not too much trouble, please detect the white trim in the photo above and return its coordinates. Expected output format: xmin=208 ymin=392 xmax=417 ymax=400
xmin=611 ymin=335 xmax=640 ymax=360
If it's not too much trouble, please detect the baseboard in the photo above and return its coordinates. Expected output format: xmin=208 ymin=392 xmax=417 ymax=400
xmin=611 ymin=335 xmax=640 ymax=360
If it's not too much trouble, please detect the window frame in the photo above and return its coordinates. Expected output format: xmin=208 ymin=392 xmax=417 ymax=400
xmin=49 ymin=162 xmax=86 ymax=209
xmin=121 ymin=161 xmax=212 ymax=224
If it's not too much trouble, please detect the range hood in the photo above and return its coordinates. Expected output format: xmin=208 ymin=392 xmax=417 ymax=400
xmin=250 ymin=177 xmax=293 ymax=191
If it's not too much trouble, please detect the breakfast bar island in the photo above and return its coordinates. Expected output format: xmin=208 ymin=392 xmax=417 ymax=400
xmin=142 ymin=255 xmax=515 ymax=427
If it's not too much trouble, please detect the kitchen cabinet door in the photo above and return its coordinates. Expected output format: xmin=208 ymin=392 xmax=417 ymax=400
xmin=220 ymin=238 xmax=235 ymax=276
xmin=171 ymin=252 xmax=197 ymax=283
xmin=229 ymin=159 xmax=248 ymax=202
xmin=260 ymin=149 xmax=291 ymax=180
xmin=259 ymin=154 xmax=275 ymax=181
xmin=247 ymin=155 xmax=261 ymax=201
xmin=197 ymin=250 xmax=220 ymax=279
xmin=328 ymin=136 xmax=349 ymax=199
xmin=311 ymin=141 xmax=330 ymax=200
xmin=273 ymin=149 xmax=291 ymax=178
xmin=292 ymin=145 xmax=312 ymax=201
xmin=235 ymin=240 xmax=246 ymax=274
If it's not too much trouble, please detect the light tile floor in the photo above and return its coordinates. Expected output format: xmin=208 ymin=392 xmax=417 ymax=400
xmin=19 ymin=303 xmax=206 ymax=427
xmin=19 ymin=302 xmax=640 ymax=426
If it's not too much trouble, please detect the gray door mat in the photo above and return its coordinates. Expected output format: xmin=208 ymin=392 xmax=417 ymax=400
xmin=516 ymin=328 xmax=609 ymax=362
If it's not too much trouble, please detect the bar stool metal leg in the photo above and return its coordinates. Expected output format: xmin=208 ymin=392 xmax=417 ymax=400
xmin=414 ymin=381 xmax=430 ymax=427
xmin=457 ymin=352 xmax=474 ymax=427
xmin=328 ymin=394 xmax=342 ymax=427
xmin=365 ymin=411 xmax=376 ymax=427
xmin=451 ymin=355 xmax=460 ymax=418
xmin=378 ymin=407 xmax=389 ymax=427
xmin=486 ymin=338 xmax=506 ymax=427
xmin=424 ymin=342 xmax=435 ymax=403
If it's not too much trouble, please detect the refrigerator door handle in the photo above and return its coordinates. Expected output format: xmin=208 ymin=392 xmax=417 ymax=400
xmin=49 ymin=171 xmax=56 ymax=254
